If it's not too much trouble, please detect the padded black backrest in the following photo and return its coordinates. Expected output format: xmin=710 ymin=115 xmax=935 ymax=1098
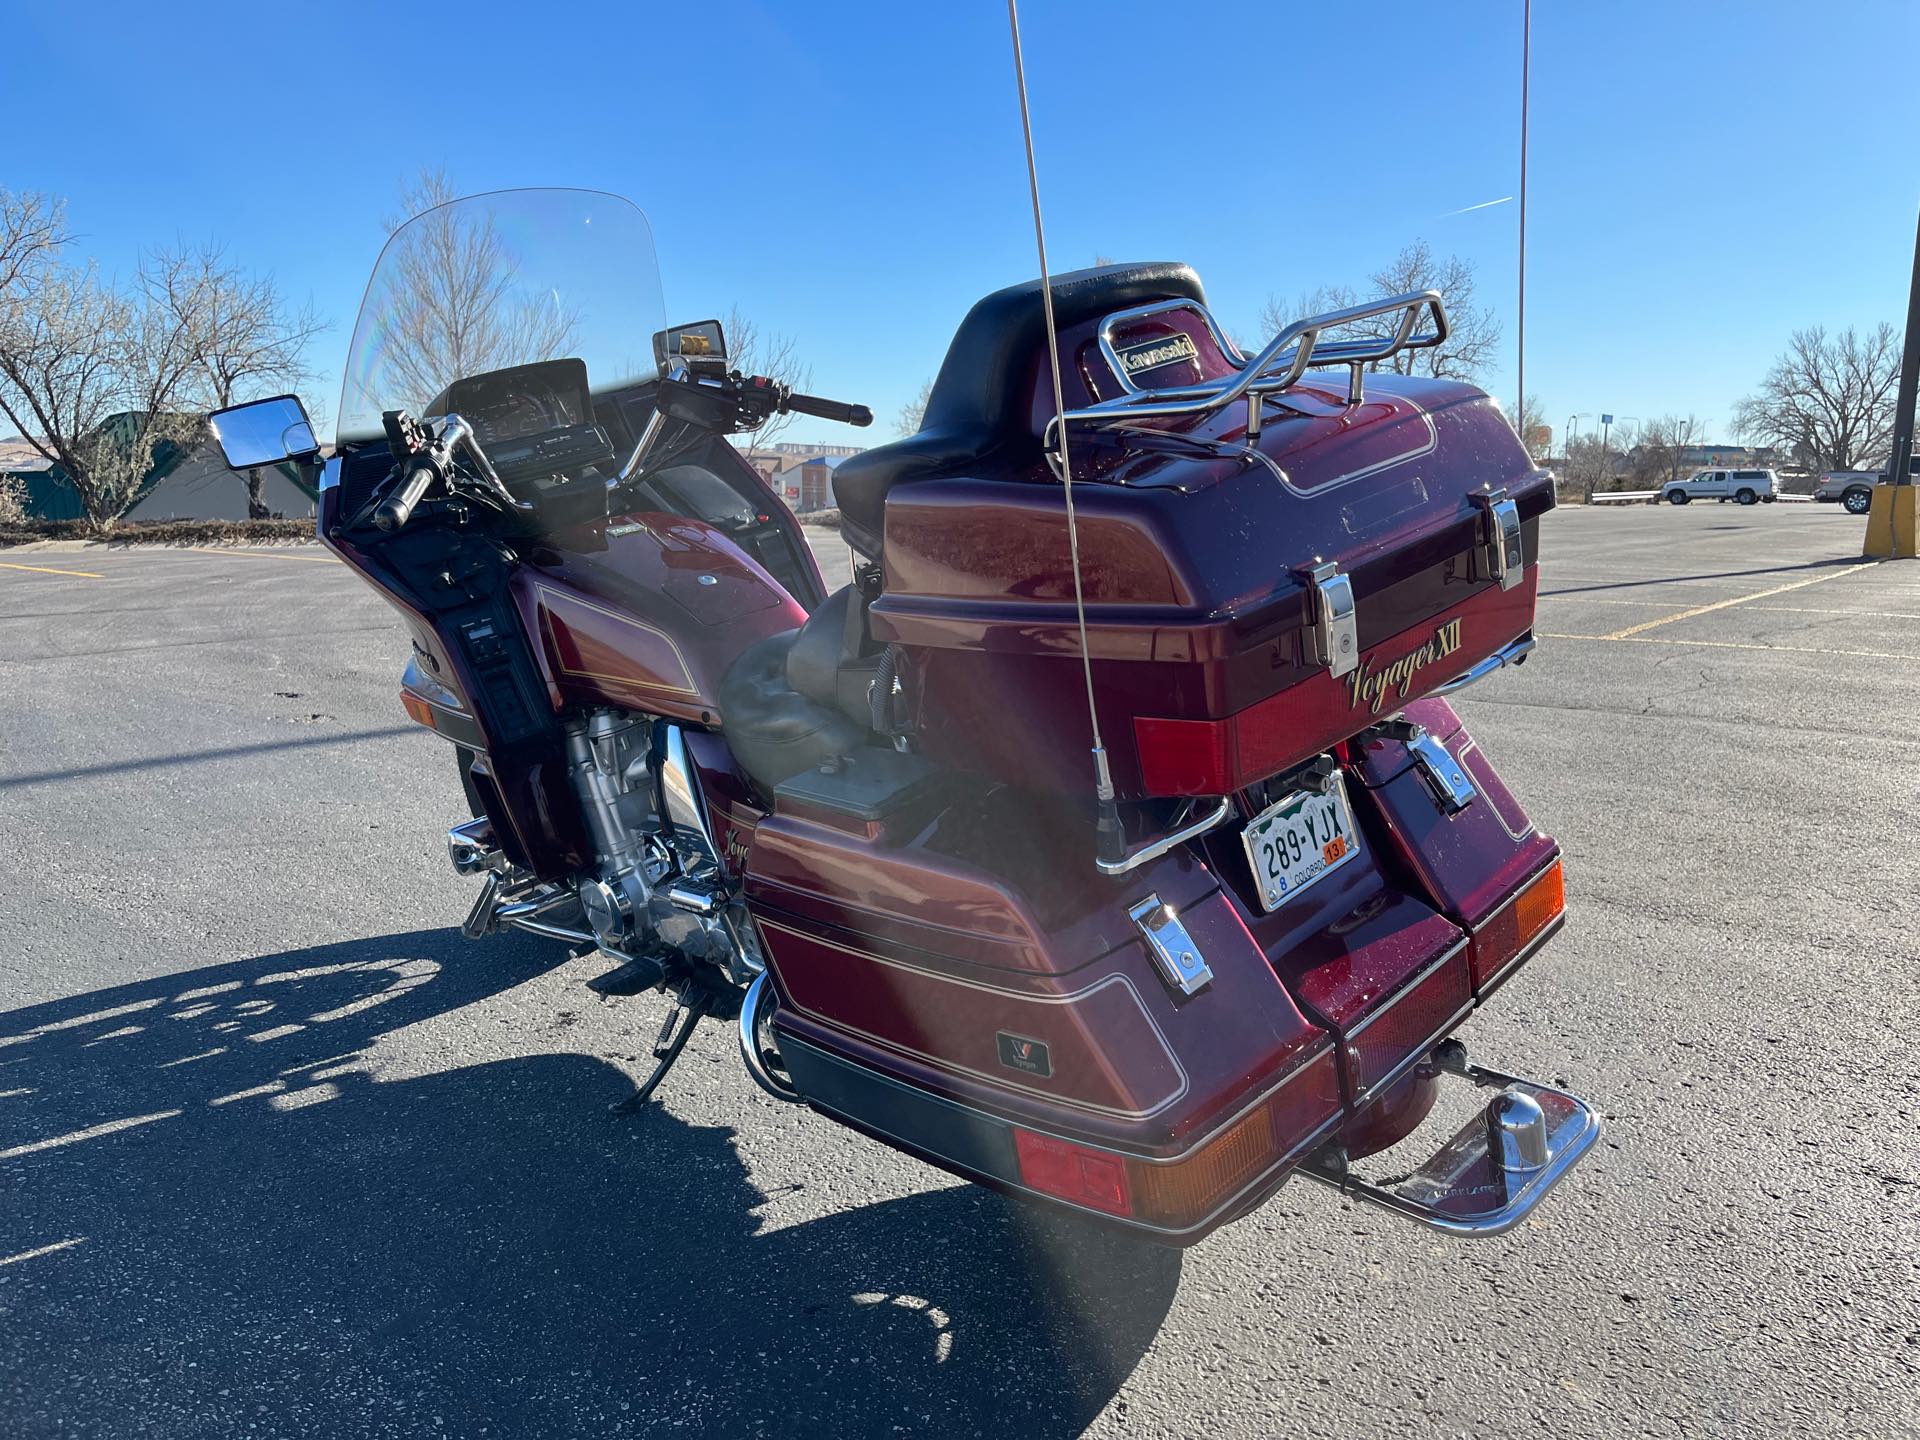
xmin=924 ymin=260 xmax=1206 ymax=453
xmin=831 ymin=261 xmax=1205 ymax=555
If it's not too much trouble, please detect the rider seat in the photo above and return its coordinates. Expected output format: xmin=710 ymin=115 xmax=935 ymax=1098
xmin=831 ymin=261 xmax=1207 ymax=557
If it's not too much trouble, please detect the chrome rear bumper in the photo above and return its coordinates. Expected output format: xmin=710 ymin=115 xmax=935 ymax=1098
xmin=1301 ymin=1051 xmax=1600 ymax=1237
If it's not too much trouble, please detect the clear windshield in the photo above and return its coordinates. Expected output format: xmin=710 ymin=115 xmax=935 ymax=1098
xmin=337 ymin=188 xmax=666 ymax=445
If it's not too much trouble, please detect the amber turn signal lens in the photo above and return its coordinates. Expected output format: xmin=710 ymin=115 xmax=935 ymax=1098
xmin=1470 ymin=858 xmax=1566 ymax=988
xmin=1512 ymin=859 xmax=1565 ymax=950
xmin=399 ymin=690 xmax=438 ymax=731
xmin=1127 ymin=1101 xmax=1282 ymax=1229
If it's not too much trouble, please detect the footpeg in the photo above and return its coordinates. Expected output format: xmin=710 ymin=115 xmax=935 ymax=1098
xmin=586 ymin=952 xmax=667 ymax=998
xmin=1301 ymin=1056 xmax=1600 ymax=1237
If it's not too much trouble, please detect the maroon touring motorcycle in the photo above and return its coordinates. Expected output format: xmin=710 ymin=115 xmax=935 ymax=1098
xmin=212 ymin=188 xmax=1597 ymax=1246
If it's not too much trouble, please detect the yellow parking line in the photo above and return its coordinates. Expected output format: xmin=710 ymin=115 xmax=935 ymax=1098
xmin=1601 ymin=563 xmax=1878 ymax=639
xmin=0 ymin=561 xmax=105 ymax=579
xmin=187 ymin=547 xmax=338 ymax=565
xmin=1540 ymin=632 xmax=1920 ymax=662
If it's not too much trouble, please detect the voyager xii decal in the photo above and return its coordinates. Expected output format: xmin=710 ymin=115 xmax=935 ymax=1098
xmin=1346 ymin=618 xmax=1464 ymax=712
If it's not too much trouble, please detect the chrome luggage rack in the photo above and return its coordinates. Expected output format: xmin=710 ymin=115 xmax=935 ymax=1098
xmin=1047 ymin=288 xmax=1449 ymax=456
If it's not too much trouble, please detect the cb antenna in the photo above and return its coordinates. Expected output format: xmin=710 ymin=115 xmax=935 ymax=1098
xmin=1005 ymin=0 xmax=1126 ymax=867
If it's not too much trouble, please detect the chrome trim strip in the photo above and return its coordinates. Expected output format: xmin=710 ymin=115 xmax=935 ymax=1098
xmin=1432 ymin=634 xmax=1537 ymax=697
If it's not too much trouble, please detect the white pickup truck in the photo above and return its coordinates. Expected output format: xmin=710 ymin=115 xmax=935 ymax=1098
xmin=1660 ymin=468 xmax=1779 ymax=506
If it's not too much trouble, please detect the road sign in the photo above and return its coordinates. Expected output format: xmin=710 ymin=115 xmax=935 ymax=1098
xmin=1601 ymin=413 xmax=1614 ymax=425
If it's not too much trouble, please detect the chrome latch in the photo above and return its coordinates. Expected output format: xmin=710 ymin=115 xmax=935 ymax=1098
xmin=1406 ymin=729 xmax=1477 ymax=813
xmin=1130 ymin=894 xmax=1213 ymax=997
xmin=1471 ymin=490 xmax=1524 ymax=592
xmin=1297 ymin=561 xmax=1359 ymax=678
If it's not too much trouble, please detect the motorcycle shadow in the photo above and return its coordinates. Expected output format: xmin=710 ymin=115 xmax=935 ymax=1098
xmin=0 ymin=930 xmax=1179 ymax=1438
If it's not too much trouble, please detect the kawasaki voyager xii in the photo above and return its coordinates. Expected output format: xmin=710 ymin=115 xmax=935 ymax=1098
xmin=213 ymin=188 xmax=1597 ymax=1244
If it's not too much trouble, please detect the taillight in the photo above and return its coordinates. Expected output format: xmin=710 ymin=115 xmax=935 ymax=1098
xmin=1013 ymin=1130 xmax=1133 ymax=1216
xmin=1013 ymin=1090 xmax=1291 ymax=1230
xmin=1133 ymin=714 xmax=1236 ymax=795
xmin=1469 ymin=859 xmax=1565 ymax=987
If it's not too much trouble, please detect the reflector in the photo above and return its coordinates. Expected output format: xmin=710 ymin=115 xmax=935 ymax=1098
xmin=1013 ymin=1129 xmax=1134 ymax=1216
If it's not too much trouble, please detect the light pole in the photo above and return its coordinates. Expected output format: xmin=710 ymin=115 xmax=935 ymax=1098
xmin=1564 ymin=413 xmax=1589 ymax=464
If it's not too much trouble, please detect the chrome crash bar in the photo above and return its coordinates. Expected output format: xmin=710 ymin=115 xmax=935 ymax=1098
xmin=1432 ymin=634 xmax=1536 ymax=698
xmin=1050 ymin=289 xmax=1449 ymax=451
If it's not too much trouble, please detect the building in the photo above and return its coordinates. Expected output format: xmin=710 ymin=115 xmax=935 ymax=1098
xmin=778 ymin=455 xmax=848 ymax=513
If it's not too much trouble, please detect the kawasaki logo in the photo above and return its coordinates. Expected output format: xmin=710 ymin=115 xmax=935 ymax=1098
xmin=1116 ymin=331 xmax=1200 ymax=379
xmin=1346 ymin=619 xmax=1464 ymax=713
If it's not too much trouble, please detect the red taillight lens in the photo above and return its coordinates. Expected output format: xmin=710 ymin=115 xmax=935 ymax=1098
xmin=1470 ymin=859 xmax=1565 ymax=988
xmin=1134 ymin=692 xmax=1311 ymax=796
xmin=1133 ymin=715 xmax=1236 ymax=795
xmin=1013 ymin=1093 xmax=1292 ymax=1230
xmin=1013 ymin=1129 xmax=1133 ymax=1216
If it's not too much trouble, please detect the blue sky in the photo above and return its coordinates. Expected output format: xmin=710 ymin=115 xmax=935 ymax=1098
xmin=9 ymin=0 xmax=1917 ymax=450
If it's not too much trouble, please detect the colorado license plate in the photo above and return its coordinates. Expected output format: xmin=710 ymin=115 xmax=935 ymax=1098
xmin=1241 ymin=775 xmax=1360 ymax=912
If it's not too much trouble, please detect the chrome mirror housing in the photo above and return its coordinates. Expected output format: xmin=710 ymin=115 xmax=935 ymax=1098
xmin=207 ymin=394 xmax=320 ymax=470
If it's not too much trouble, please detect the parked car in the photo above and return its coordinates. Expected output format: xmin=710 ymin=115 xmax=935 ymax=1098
xmin=1812 ymin=470 xmax=1879 ymax=515
xmin=1661 ymin=468 xmax=1778 ymax=506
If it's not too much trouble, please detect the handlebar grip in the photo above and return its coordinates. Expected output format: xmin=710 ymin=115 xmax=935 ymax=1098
xmin=783 ymin=391 xmax=873 ymax=428
xmin=373 ymin=461 xmax=435 ymax=532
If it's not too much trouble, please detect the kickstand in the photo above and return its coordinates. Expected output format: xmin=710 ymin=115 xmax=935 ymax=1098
xmin=609 ymin=994 xmax=708 ymax=1116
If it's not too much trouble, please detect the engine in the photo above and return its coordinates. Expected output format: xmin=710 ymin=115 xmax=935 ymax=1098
xmin=562 ymin=708 xmax=760 ymax=983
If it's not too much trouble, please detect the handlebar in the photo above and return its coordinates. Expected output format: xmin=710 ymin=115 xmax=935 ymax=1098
xmin=373 ymin=459 xmax=436 ymax=532
xmin=781 ymin=389 xmax=872 ymax=428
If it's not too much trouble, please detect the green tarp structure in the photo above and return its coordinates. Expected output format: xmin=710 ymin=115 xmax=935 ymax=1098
xmin=1 ymin=412 xmax=314 ymax=522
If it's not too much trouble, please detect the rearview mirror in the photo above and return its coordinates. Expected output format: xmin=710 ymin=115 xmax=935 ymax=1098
xmin=653 ymin=320 xmax=727 ymax=376
xmin=208 ymin=394 xmax=319 ymax=470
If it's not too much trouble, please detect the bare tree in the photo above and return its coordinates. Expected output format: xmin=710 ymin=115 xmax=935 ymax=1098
xmin=0 ymin=196 xmax=204 ymax=531
xmin=1256 ymin=284 xmax=1359 ymax=344
xmin=0 ymin=469 xmax=25 ymax=526
xmin=722 ymin=303 xmax=812 ymax=449
xmin=0 ymin=190 xmax=67 ymax=297
xmin=1731 ymin=324 xmax=1901 ymax=474
xmin=1368 ymin=241 xmax=1499 ymax=379
xmin=1511 ymin=392 xmax=1548 ymax=460
xmin=154 ymin=243 xmax=327 ymax=517
xmin=896 ymin=376 xmax=933 ymax=437
xmin=1255 ymin=242 xmax=1497 ymax=382
xmin=1563 ymin=434 xmax=1618 ymax=501
xmin=1630 ymin=414 xmax=1704 ymax=487
xmin=356 ymin=169 xmax=580 ymax=418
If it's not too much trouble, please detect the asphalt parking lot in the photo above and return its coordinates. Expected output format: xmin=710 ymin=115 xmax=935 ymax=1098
xmin=1 ymin=504 xmax=1916 ymax=1439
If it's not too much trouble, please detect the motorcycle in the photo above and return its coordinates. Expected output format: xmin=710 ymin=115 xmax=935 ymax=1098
xmin=211 ymin=187 xmax=1597 ymax=1245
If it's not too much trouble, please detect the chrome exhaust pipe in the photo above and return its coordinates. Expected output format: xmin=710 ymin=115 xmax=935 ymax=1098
xmin=448 ymin=817 xmax=500 ymax=876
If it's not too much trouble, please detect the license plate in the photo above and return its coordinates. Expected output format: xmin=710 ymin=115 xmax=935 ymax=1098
xmin=1241 ymin=775 xmax=1361 ymax=912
